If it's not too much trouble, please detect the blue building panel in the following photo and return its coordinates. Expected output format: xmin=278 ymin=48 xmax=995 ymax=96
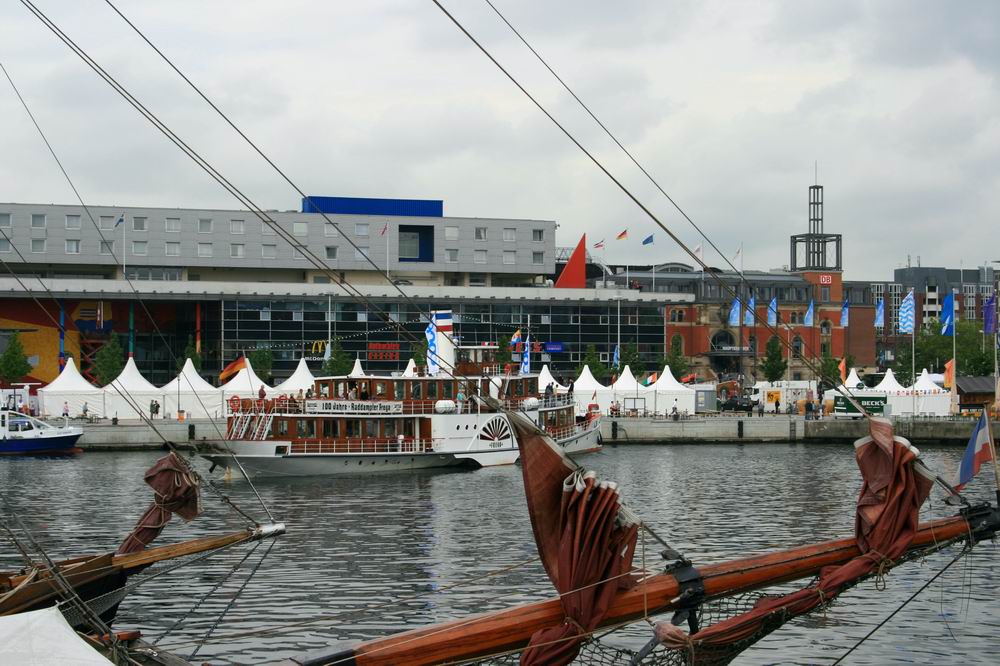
xmin=302 ymin=196 xmax=443 ymax=217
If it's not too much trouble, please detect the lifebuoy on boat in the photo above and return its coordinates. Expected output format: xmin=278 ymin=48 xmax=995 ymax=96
xmin=228 ymin=395 xmax=241 ymax=412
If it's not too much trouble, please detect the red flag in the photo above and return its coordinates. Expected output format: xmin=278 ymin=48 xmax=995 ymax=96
xmin=219 ymin=356 xmax=247 ymax=383
xmin=838 ymin=358 xmax=847 ymax=383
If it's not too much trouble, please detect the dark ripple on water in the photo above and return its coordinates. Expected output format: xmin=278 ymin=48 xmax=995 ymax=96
xmin=2 ymin=443 xmax=999 ymax=664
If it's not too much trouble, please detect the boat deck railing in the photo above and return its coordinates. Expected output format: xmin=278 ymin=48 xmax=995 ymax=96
xmin=227 ymin=394 xmax=577 ymax=417
xmin=288 ymin=438 xmax=438 ymax=455
xmin=544 ymin=416 xmax=601 ymax=442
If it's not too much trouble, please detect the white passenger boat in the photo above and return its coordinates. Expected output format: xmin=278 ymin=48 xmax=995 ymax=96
xmin=201 ymin=343 xmax=601 ymax=477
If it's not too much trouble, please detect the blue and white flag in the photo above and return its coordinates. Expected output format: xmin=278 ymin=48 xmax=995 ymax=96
xmin=940 ymin=290 xmax=955 ymax=336
xmin=874 ymin=298 xmax=885 ymax=328
xmin=767 ymin=297 xmax=778 ymax=327
xmin=520 ymin=336 xmax=531 ymax=374
xmin=612 ymin=344 xmax=620 ymax=369
xmin=323 ymin=340 xmax=332 ymax=361
xmin=642 ymin=234 xmax=654 ymax=245
xmin=424 ymin=320 xmax=439 ymax=375
xmin=804 ymin=300 xmax=815 ymax=327
xmin=114 ymin=213 xmax=125 ymax=228
xmin=984 ymin=293 xmax=996 ymax=335
xmin=728 ymin=298 xmax=741 ymax=326
xmin=744 ymin=296 xmax=756 ymax=327
xmin=898 ymin=290 xmax=915 ymax=334
xmin=840 ymin=299 xmax=849 ymax=327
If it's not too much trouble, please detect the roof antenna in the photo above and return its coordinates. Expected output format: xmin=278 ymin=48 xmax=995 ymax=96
xmin=814 ymin=160 xmax=818 ymax=185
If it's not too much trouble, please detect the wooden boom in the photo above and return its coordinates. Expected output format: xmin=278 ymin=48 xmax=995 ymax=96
xmin=304 ymin=514 xmax=978 ymax=666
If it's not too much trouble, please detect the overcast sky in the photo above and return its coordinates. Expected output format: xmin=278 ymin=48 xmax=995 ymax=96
xmin=2 ymin=1 xmax=998 ymax=281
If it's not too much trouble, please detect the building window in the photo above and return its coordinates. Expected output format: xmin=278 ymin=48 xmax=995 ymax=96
xmin=532 ymin=229 xmax=544 ymax=242
xmin=293 ymin=247 xmax=306 ymax=260
xmin=628 ymin=314 xmax=638 ymax=325
xmin=262 ymin=221 xmax=276 ymax=235
xmin=132 ymin=216 xmax=147 ymax=232
xmin=820 ymin=320 xmax=832 ymax=335
xmin=503 ymin=228 xmax=516 ymax=242
xmin=399 ymin=231 xmax=420 ymax=259
xmin=65 ymin=215 xmax=81 ymax=230
xmin=532 ymin=251 xmax=544 ymax=265
xmin=355 ymin=222 xmax=369 ymax=237
xmin=132 ymin=240 xmax=147 ymax=255
xmin=230 ymin=219 xmax=245 ymax=234
xmin=570 ymin=313 xmax=580 ymax=324
xmin=325 ymin=246 xmax=338 ymax=260
xmin=197 ymin=242 xmax=212 ymax=257
xmin=31 ymin=214 xmax=46 ymax=229
xmin=0 ymin=239 xmax=9 ymax=253
xmin=230 ymin=243 xmax=245 ymax=258
xmin=445 ymin=248 xmax=459 ymax=263
xmin=475 ymin=227 xmax=487 ymax=241
xmin=324 ymin=223 xmax=339 ymax=237
xmin=198 ymin=218 xmax=213 ymax=233
xmin=100 ymin=215 xmax=115 ymax=230
xmin=474 ymin=249 xmax=488 ymax=264
xmin=294 ymin=221 xmax=308 ymax=236
xmin=445 ymin=226 xmax=459 ymax=241
xmin=65 ymin=239 xmax=81 ymax=254
xmin=0 ymin=213 xmax=10 ymax=228
xmin=503 ymin=250 xmax=516 ymax=265
xmin=165 ymin=217 xmax=181 ymax=232
xmin=469 ymin=273 xmax=487 ymax=287
xmin=165 ymin=242 xmax=180 ymax=257
xmin=600 ymin=315 xmax=610 ymax=325
xmin=262 ymin=244 xmax=276 ymax=259
xmin=599 ymin=352 xmax=609 ymax=363
xmin=260 ymin=309 xmax=270 ymax=321
xmin=354 ymin=246 xmax=369 ymax=261
xmin=821 ymin=286 xmax=830 ymax=302
xmin=31 ymin=239 xmax=45 ymax=253
xmin=100 ymin=240 xmax=114 ymax=255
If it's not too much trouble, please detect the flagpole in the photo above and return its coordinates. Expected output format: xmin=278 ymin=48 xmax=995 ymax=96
xmin=953 ymin=290 xmax=958 ymax=415
xmin=983 ymin=403 xmax=1000 ymax=505
xmin=385 ymin=220 xmax=390 ymax=281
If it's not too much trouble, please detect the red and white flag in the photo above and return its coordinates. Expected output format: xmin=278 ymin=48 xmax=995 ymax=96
xmin=593 ymin=239 xmax=605 ymax=249
xmin=693 ymin=244 xmax=703 ymax=263
xmin=380 ymin=222 xmax=388 ymax=236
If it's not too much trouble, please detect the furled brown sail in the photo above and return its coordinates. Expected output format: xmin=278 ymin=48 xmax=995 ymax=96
xmin=117 ymin=452 xmax=202 ymax=555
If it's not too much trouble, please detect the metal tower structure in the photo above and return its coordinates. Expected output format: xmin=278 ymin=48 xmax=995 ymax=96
xmin=790 ymin=185 xmax=842 ymax=271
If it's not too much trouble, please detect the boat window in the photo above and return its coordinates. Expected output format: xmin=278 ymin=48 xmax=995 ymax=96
xmin=394 ymin=382 xmax=404 ymax=400
xmin=374 ymin=381 xmax=387 ymax=398
xmin=384 ymin=420 xmax=397 ymax=438
xmin=426 ymin=382 xmax=438 ymax=400
xmin=319 ymin=382 xmax=330 ymax=398
xmin=336 ymin=381 xmax=347 ymax=398
xmin=403 ymin=419 xmax=415 ymax=438
xmin=346 ymin=419 xmax=361 ymax=437
xmin=411 ymin=382 xmax=422 ymax=400
xmin=322 ymin=419 xmax=336 ymax=438
xmin=527 ymin=378 xmax=538 ymax=395
xmin=278 ymin=419 xmax=288 ymax=436
xmin=297 ymin=420 xmax=313 ymax=438
xmin=442 ymin=382 xmax=454 ymax=399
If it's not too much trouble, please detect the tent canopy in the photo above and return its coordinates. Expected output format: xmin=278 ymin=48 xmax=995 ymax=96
xmin=105 ymin=357 xmax=159 ymax=393
xmin=913 ymin=369 xmax=945 ymax=393
xmin=273 ymin=358 xmax=316 ymax=394
xmin=538 ymin=364 xmax=566 ymax=391
xmin=39 ymin=357 xmax=96 ymax=391
xmin=220 ymin=357 xmax=272 ymax=395
xmin=612 ymin=366 xmax=642 ymax=392
xmin=842 ymin=368 xmax=864 ymax=390
xmin=348 ymin=358 xmax=366 ymax=378
xmin=651 ymin=365 xmax=693 ymax=392
xmin=161 ymin=358 xmax=218 ymax=393
xmin=873 ymin=369 xmax=906 ymax=393
xmin=572 ymin=365 xmax=605 ymax=392
xmin=401 ymin=358 xmax=417 ymax=377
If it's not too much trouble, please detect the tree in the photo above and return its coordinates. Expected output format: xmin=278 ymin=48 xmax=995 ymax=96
xmin=93 ymin=335 xmax=125 ymax=386
xmin=248 ymin=348 xmax=273 ymax=381
xmin=818 ymin=353 xmax=841 ymax=393
xmin=892 ymin=319 xmax=991 ymax=384
xmin=759 ymin=335 xmax=787 ymax=383
xmin=0 ymin=332 xmax=32 ymax=386
xmin=321 ymin=338 xmax=353 ymax=376
xmin=577 ymin=344 xmax=607 ymax=381
xmin=619 ymin=342 xmax=645 ymax=375
xmin=660 ymin=334 xmax=689 ymax=378
xmin=177 ymin=336 xmax=202 ymax=372
xmin=410 ymin=338 xmax=428 ymax=369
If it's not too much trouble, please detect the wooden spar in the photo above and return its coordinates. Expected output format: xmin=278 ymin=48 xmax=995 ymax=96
xmin=112 ymin=528 xmax=258 ymax=573
xmin=326 ymin=515 xmax=971 ymax=666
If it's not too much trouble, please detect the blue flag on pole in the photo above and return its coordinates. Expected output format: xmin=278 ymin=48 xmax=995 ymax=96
xmin=898 ymin=291 xmax=915 ymax=334
xmin=874 ymin=298 xmax=885 ymax=328
xmin=804 ymin=300 xmax=815 ymax=327
xmin=114 ymin=213 xmax=125 ymax=228
xmin=728 ymin=298 xmax=740 ymax=326
xmin=424 ymin=320 xmax=439 ymax=375
xmin=840 ymin=299 xmax=849 ymax=327
xmin=642 ymin=234 xmax=654 ymax=245
xmin=767 ymin=297 xmax=778 ymax=326
xmin=744 ymin=296 xmax=756 ymax=327
xmin=940 ymin=291 xmax=955 ymax=336
xmin=984 ymin=293 xmax=997 ymax=335
xmin=612 ymin=343 xmax=620 ymax=369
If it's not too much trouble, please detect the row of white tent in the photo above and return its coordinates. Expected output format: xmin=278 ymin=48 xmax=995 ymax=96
xmin=823 ymin=368 xmax=951 ymax=416
xmin=539 ymin=364 xmax=696 ymax=414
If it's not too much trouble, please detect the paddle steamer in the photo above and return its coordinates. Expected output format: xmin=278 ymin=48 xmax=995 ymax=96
xmin=202 ymin=342 xmax=601 ymax=477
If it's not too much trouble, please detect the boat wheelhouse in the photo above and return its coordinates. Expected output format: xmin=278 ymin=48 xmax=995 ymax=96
xmin=0 ymin=408 xmax=83 ymax=456
xmin=203 ymin=343 xmax=600 ymax=477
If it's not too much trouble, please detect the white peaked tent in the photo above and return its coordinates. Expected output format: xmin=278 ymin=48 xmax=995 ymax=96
xmin=104 ymin=357 xmax=164 ymax=420
xmin=220 ymin=357 xmax=273 ymax=399
xmin=161 ymin=358 xmax=223 ymax=419
xmin=611 ymin=365 xmax=642 ymax=393
xmin=824 ymin=368 xmax=866 ymax=403
xmin=570 ymin=365 xmax=607 ymax=414
xmin=872 ymin=369 xmax=906 ymax=393
xmin=401 ymin=358 xmax=417 ymax=377
xmin=273 ymin=358 xmax=316 ymax=394
xmin=37 ymin=357 xmax=102 ymax=417
xmin=648 ymin=365 xmax=697 ymax=414
xmin=538 ymin=364 xmax=566 ymax=392
xmin=908 ymin=368 xmax=951 ymax=416
xmin=348 ymin=358 xmax=366 ymax=378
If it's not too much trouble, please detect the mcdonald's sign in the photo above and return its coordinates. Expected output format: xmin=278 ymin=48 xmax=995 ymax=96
xmin=311 ymin=340 xmax=328 ymax=355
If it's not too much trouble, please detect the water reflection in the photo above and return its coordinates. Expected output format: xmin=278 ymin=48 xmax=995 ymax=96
xmin=1 ymin=443 xmax=998 ymax=664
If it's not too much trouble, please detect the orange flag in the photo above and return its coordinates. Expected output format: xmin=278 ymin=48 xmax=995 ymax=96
xmin=944 ymin=358 xmax=955 ymax=388
xmin=838 ymin=358 xmax=847 ymax=383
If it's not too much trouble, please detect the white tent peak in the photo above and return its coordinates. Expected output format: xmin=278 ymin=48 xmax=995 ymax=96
xmin=106 ymin=357 xmax=159 ymax=392
xmin=401 ymin=358 xmax=417 ymax=377
xmin=538 ymin=364 xmax=566 ymax=391
xmin=913 ymin=368 xmax=945 ymax=393
xmin=842 ymin=368 xmax=863 ymax=389
xmin=612 ymin=366 xmax=641 ymax=392
xmin=348 ymin=358 xmax=366 ymax=377
xmin=220 ymin=356 xmax=271 ymax=395
xmin=873 ymin=368 xmax=906 ymax=393
xmin=161 ymin=358 xmax=218 ymax=393
xmin=41 ymin=357 xmax=96 ymax=391
xmin=573 ymin=364 xmax=605 ymax=390
xmin=652 ymin=365 xmax=693 ymax=391
xmin=273 ymin=358 xmax=316 ymax=394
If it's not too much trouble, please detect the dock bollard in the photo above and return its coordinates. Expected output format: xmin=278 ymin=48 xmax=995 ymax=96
xmin=737 ymin=420 xmax=744 ymax=439
xmin=611 ymin=421 xmax=619 ymax=440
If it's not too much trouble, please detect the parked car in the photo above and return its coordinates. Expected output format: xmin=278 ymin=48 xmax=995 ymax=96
xmin=392 ymin=279 xmax=413 ymax=286
xmin=720 ymin=396 xmax=754 ymax=413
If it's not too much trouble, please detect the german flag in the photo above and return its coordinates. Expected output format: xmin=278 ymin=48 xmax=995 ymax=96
xmin=615 ymin=229 xmax=628 ymax=240
xmin=220 ymin=356 xmax=247 ymax=383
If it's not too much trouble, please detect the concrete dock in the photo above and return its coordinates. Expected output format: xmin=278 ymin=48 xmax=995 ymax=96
xmin=73 ymin=418 xmax=225 ymax=450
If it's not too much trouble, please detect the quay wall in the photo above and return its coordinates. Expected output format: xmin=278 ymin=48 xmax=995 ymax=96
xmin=75 ymin=418 xmax=224 ymax=450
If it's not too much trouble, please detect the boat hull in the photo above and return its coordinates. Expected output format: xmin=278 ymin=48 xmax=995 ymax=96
xmin=0 ymin=432 xmax=82 ymax=456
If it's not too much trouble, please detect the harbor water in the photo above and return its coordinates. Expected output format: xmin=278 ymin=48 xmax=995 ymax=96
xmin=2 ymin=443 xmax=999 ymax=664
